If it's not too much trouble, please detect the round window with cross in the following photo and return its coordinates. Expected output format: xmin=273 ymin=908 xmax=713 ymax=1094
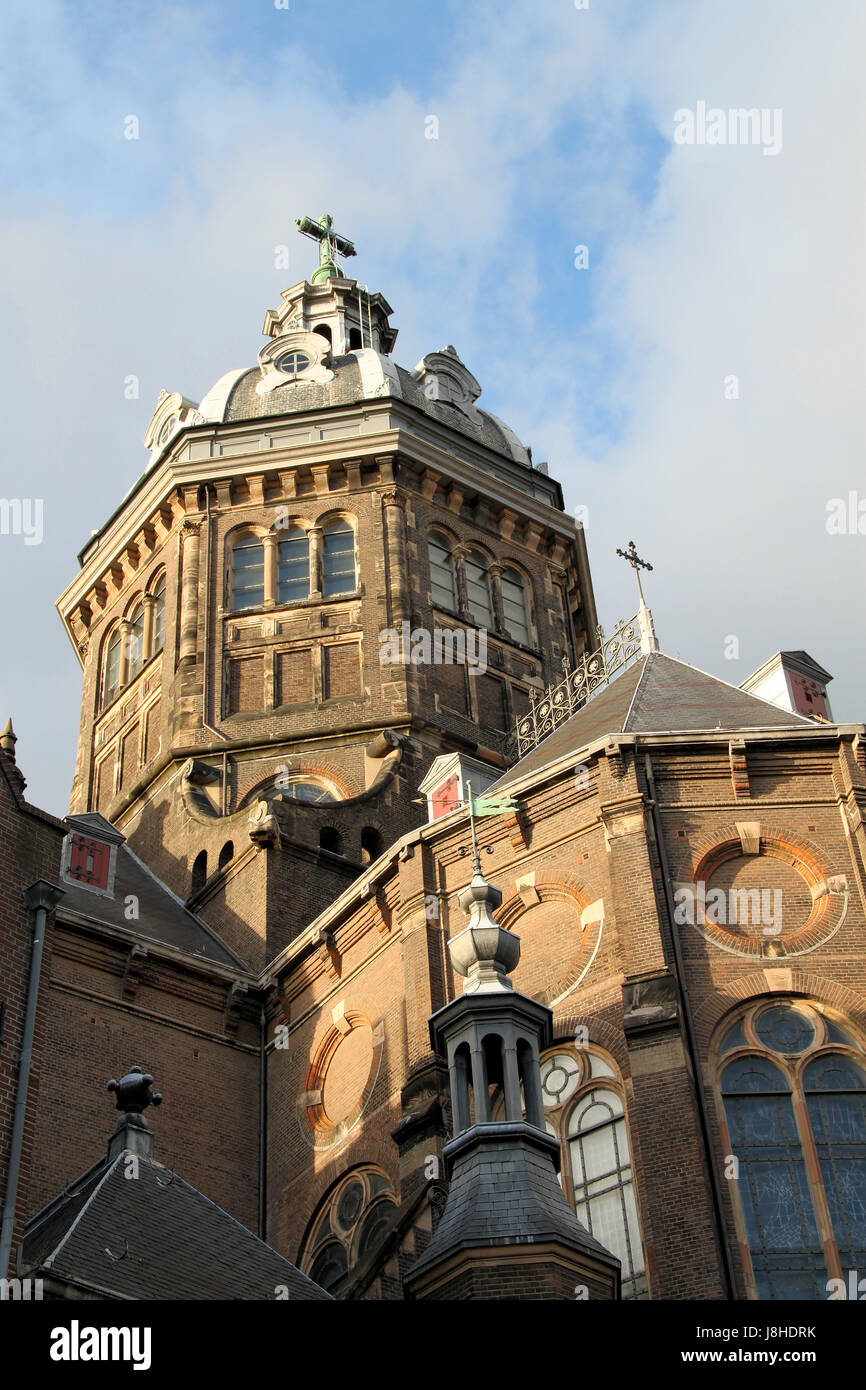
xmin=275 ymin=350 xmax=311 ymax=377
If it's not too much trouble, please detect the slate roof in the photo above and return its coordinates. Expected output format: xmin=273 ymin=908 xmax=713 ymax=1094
xmin=408 ymin=1127 xmax=619 ymax=1282
xmin=496 ymin=651 xmax=819 ymax=786
xmin=59 ymin=816 xmax=242 ymax=969
xmin=21 ymin=1151 xmax=331 ymax=1301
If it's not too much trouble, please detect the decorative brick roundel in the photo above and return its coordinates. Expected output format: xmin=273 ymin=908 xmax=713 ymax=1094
xmin=322 ymin=1026 xmax=373 ymax=1125
xmin=300 ymin=1012 xmax=384 ymax=1151
xmin=687 ymin=829 xmax=847 ymax=959
xmin=498 ymin=885 xmax=600 ymax=1006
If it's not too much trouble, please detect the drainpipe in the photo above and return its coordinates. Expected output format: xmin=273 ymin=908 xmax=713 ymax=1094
xmin=258 ymin=1007 xmax=267 ymax=1241
xmin=0 ymin=880 xmax=65 ymax=1279
xmin=643 ymin=754 xmax=736 ymax=1300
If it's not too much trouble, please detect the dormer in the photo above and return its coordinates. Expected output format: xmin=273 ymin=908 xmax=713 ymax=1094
xmin=60 ymin=812 xmax=125 ymax=899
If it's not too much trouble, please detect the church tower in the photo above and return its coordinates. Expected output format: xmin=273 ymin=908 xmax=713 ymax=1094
xmin=56 ymin=214 xmax=598 ymax=966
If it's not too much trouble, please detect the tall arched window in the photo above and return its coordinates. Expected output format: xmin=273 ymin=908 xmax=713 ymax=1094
xmin=535 ymin=1046 xmax=647 ymax=1299
xmin=126 ymin=602 xmax=145 ymax=681
xmin=501 ymin=566 xmax=530 ymax=645
xmin=151 ymin=572 xmax=166 ymax=653
xmin=464 ymin=548 xmax=493 ymax=628
xmin=101 ymin=627 xmax=123 ymax=709
xmin=428 ymin=532 xmax=457 ymax=610
xmin=277 ymin=527 xmax=310 ymax=604
xmin=322 ymin=520 xmax=356 ymax=597
xmin=231 ymin=533 xmax=265 ymax=610
xmin=718 ymin=1000 xmax=866 ymax=1300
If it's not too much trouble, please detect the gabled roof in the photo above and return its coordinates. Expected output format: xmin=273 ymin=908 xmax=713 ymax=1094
xmin=60 ymin=827 xmax=244 ymax=970
xmin=21 ymin=1151 xmax=331 ymax=1301
xmin=496 ymin=651 xmax=820 ymax=786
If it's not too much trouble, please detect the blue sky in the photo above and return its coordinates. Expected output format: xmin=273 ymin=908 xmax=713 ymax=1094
xmin=1 ymin=0 xmax=864 ymax=813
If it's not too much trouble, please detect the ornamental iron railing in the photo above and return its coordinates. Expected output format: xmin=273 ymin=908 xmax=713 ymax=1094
xmin=513 ymin=614 xmax=642 ymax=757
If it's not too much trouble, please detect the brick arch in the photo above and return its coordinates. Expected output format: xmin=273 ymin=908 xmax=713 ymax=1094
xmin=496 ymin=877 xmax=598 ymax=1007
xmin=498 ymin=875 xmax=590 ymax=929
xmin=692 ymin=972 xmax=866 ymax=1054
xmin=550 ymin=1010 xmax=631 ymax=1077
xmin=690 ymin=824 xmax=830 ymax=886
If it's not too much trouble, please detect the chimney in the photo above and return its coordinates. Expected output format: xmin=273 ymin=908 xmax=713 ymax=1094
xmin=741 ymin=651 xmax=834 ymax=721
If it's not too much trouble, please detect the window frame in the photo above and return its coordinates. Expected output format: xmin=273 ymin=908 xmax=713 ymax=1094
xmin=714 ymin=999 xmax=866 ymax=1300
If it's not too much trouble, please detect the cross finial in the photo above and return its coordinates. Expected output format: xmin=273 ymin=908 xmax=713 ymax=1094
xmin=295 ymin=212 xmax=357 ymax=284
xmin=616 ymin=540 xmax=653 ymax=606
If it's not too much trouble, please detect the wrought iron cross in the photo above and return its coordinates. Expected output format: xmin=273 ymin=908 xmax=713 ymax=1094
xmin=295 ymin=212 xmax=357 ymax=280
xmin=616 ymin=540 xmax=653 ymax=606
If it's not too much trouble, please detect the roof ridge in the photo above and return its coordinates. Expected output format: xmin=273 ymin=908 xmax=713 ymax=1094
xmin=622 ymin=652 xmax=654 ymax=732
xmin=43 ymin=1154 xmax=123 ymax=1271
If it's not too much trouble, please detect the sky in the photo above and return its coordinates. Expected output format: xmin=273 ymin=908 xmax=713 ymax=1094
xmin=0 ymin=0 xmax=864 ymax=816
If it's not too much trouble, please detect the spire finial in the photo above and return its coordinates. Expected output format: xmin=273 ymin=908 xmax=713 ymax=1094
xmin=616 ymin=540 xmax=659 ymax=654
xmin=295 ymin=212 xmax=357 ymax=283
xmin=1 ymin=718 xmax=17 ymax=760
xmin=616 ymin=539 xmax=653 ymax=605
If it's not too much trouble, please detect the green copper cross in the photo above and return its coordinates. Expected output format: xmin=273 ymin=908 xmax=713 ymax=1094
xmin=295 ymin=212 xmax=357 ymax=284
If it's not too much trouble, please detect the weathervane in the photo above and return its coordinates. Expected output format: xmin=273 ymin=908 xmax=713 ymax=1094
xmin=616 ymin=540 xmax=653 ymax=607
xmin=295 ymin=212 xmax=357 ymax=284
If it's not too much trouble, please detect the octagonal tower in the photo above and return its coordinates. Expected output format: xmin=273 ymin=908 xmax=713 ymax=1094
xmin=56 ymin=218 xmax=598 ymax=967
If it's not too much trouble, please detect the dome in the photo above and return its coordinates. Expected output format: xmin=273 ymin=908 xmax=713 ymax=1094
xmin=196 ymin=347 xmax=532 ymax=468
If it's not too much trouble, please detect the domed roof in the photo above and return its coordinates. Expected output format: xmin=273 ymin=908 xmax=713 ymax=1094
xmin=196 ymin=346 xmax=531 ymax=467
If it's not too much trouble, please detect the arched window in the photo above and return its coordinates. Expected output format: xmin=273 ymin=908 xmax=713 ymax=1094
xmin=717 ymin=1000 xmax=866 ymax=1299
xmin=349 ymin=327 xmax=363 ymax=350
xmin=501 ymin=566 xmax=530 ymax=645
xmin=126 ymin=602 xmax=145 ymax=681
xmin=191 ymin=850 xmax=208 ymax=895
xmin=218 ymin=841 xmax=234 ymax=872
xmin=231 ymin=533 xmax=265 ymax=610
xmin=428 ymin=532 xmax=457 ymax=610
xmin=101 ymin=627 xmax=123 ymax=710
xmin=465 ymin=549 xmax=493 ymax=628
xmin=151 ymin=573 xmax=166 ymax=653
xmin=566 ymin=1084 xmax=646 ymax=1300
xmin=277 ymin=527 xmax=310 ymax=605
xmin=301 ymin=1169 xmax=397 ymax=1294
xmin=535 ymin=1046 xmax=647 ymax=1300
xmin=319 ymin=826 xmax=343 ymax=856
xmin=360 ymin=827 xmax=383 ymax=865
xmin=313 ymin=324 xmax=332 ymax=345
xmin=322 ymin=520 xmax=356 ymax=597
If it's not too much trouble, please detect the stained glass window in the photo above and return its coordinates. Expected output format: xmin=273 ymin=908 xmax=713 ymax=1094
xmin=718 ymin=1000 xmax=866 ymax=1300
xmin=805 ymin=1055 xmax=866 ymax=1278
xmin=754 ymin=1004 xmax=815 ymax=1054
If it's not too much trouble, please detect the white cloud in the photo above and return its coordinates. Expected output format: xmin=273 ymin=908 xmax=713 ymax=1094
xmin=0 ymin=0 xmax=863 ymax=809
